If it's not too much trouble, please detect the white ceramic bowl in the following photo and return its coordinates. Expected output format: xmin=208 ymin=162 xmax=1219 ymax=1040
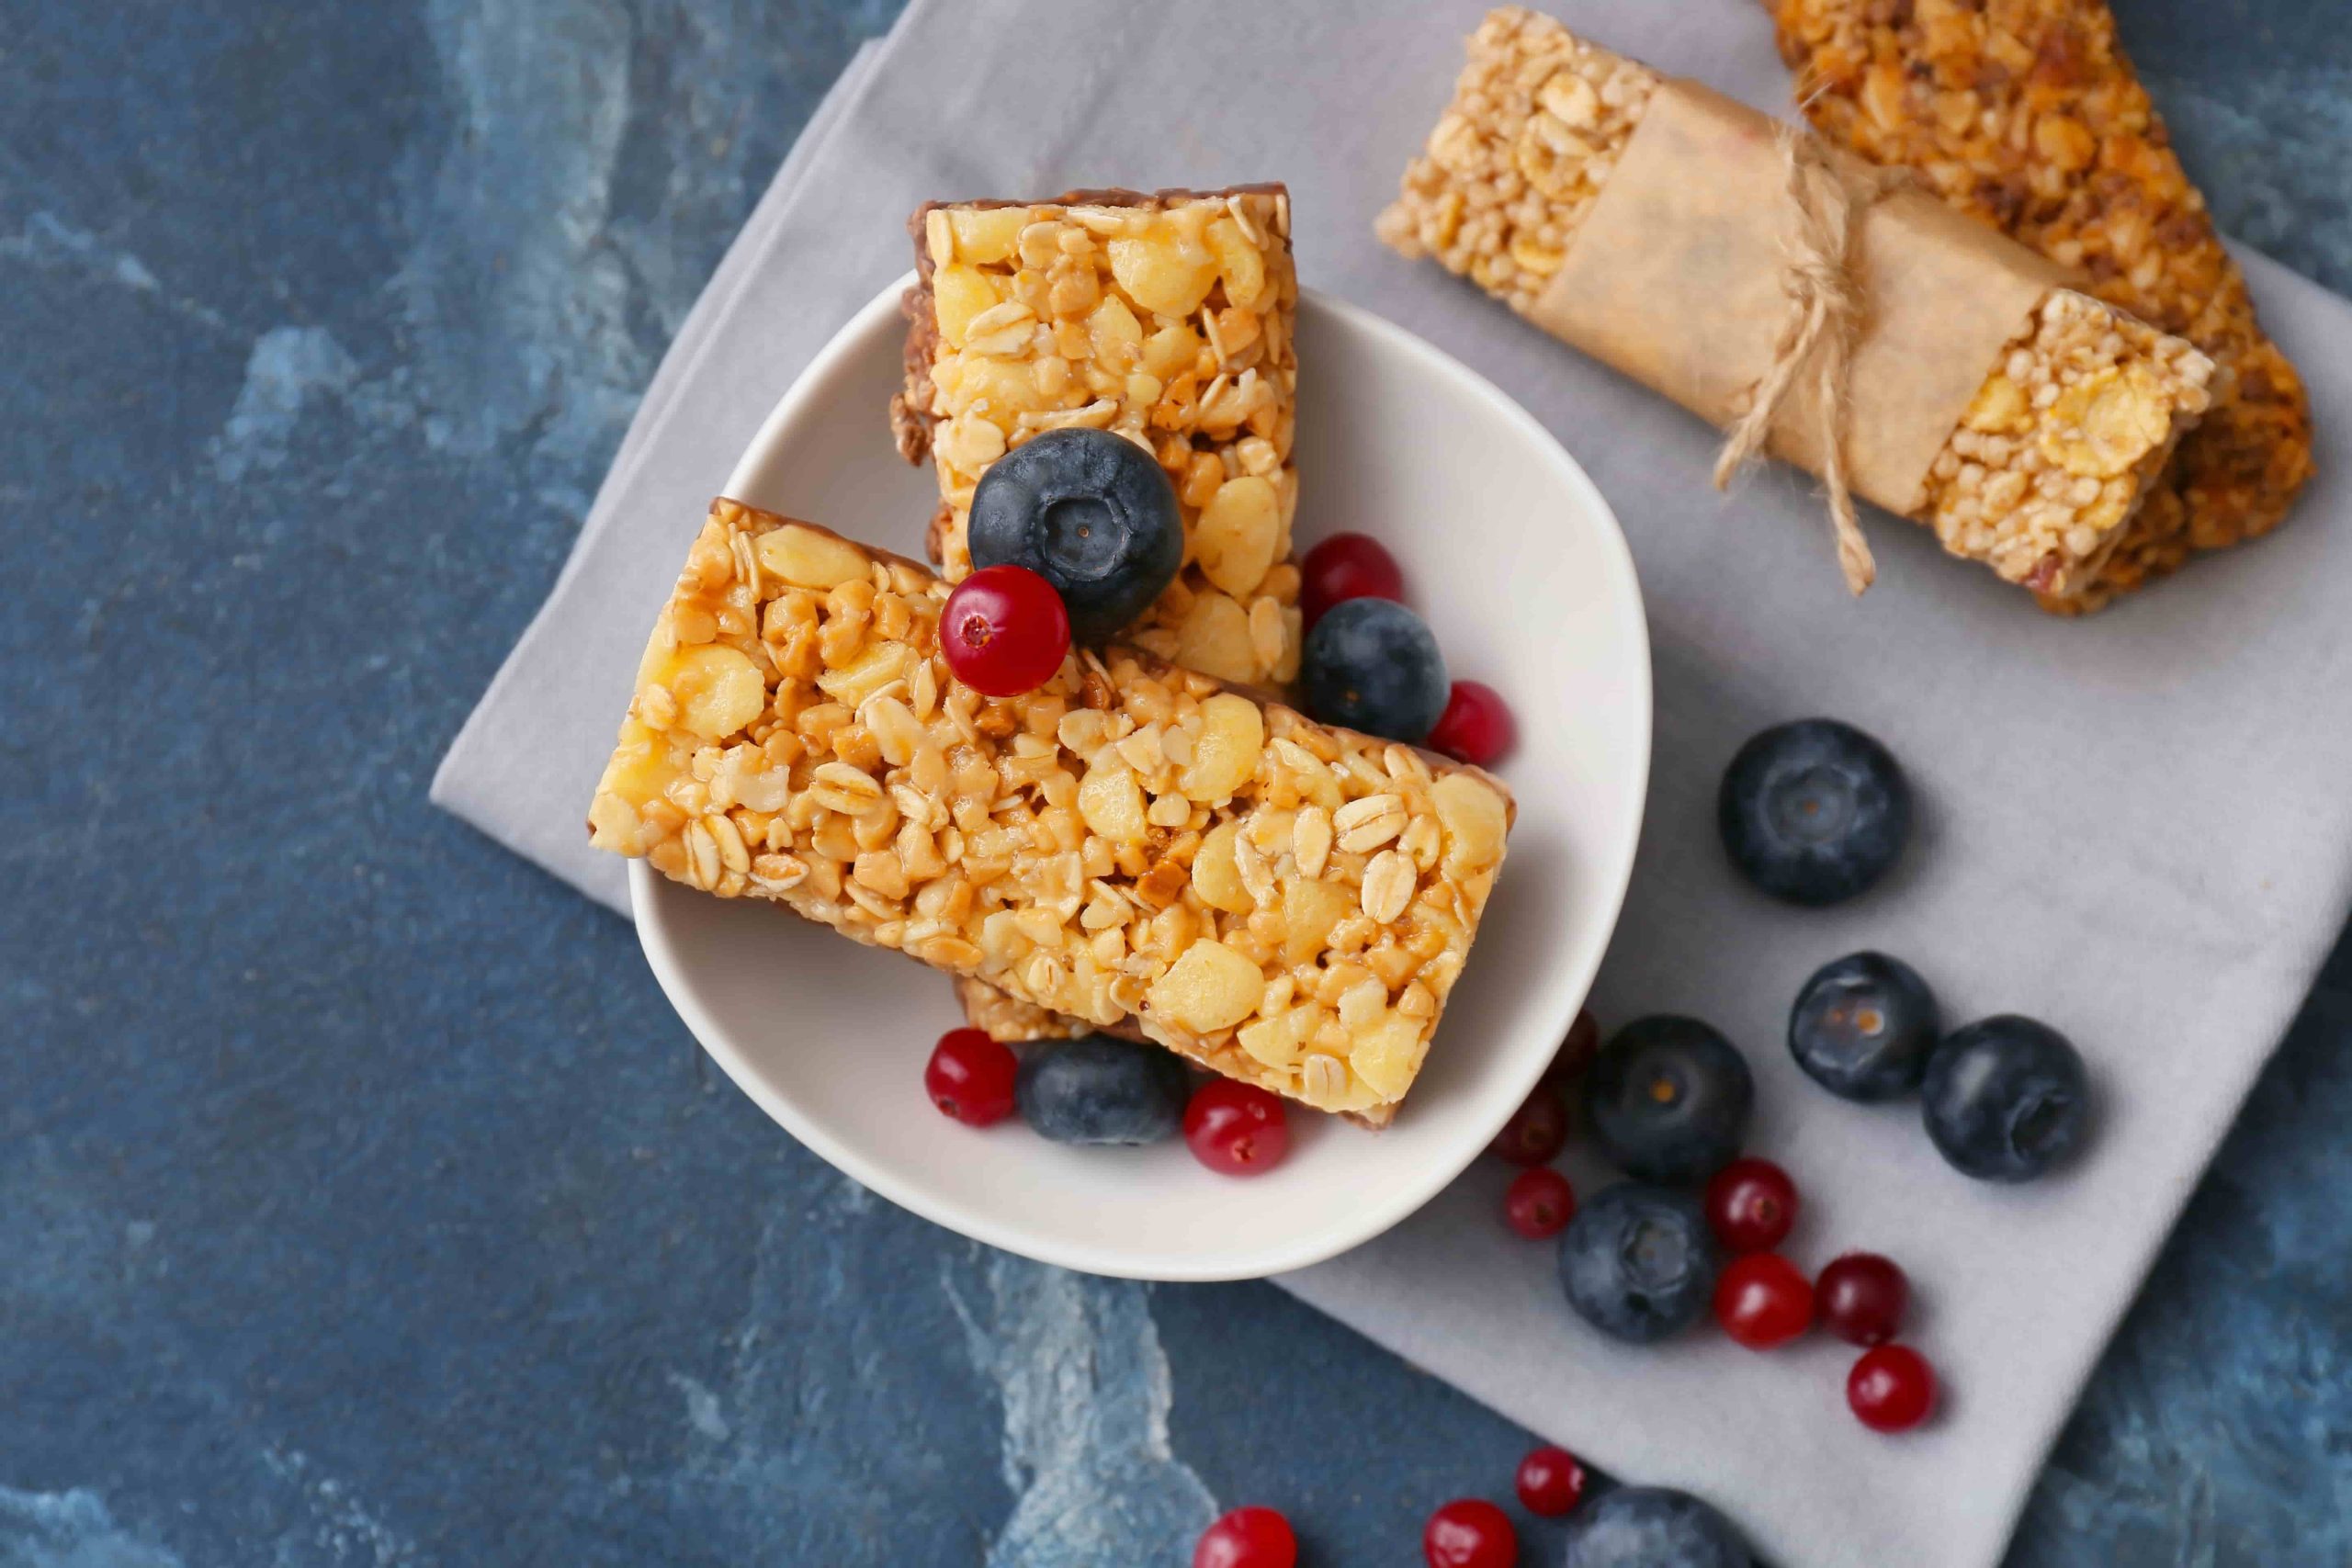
xmin=632 ymin=276 xmax=1651 ymax=1280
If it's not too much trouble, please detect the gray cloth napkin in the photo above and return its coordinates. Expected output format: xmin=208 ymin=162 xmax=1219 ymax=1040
xmin=432 ymin=3 xmax=2352 ymax=1562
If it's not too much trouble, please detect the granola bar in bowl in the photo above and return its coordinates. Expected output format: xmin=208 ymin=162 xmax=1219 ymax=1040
xmin=618 ymin=274 xmax=1650 ymax=1281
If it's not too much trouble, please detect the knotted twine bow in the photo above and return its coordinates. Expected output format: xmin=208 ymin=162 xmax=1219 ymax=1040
xmin=1710 ymin=120 xmax=1910 ymax=596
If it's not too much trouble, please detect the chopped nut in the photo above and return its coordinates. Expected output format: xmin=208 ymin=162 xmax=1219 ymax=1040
xmin=1350 ymin=1014 xmax=1424 ymax=1099
xmin=1238 ymin=1008 xmax=1308 ymax=1071
xmin=1192 ymin=820 xmax=1251 ymax=914
xmin=1280 ymin=877 xmax=1352 ymax=968
xmin=1193 ymin=475 xmax=1280 ymax=597
xmin=1179 ymin=694 xmax=1265 ymax=804
xmin=1077 ymin=761 xmax=1149 ymax=845
xmin=756 ymin=523 xmax=871 ymax=590
xmin=1172 ymin=591 xmax=1258 ymax=685
xmin=1109 ymin=227 xmax=1219 ymax=318
xmin=653 ymin=644 xmax=764 ymax=740
xmin=1433 ymin=773 xmax=1509 ymax=873
xmin=949 ymin=206 xmax=1028 ymax=264
xmin=1148 ymin=938 xmax=1263 ymax=1033
xmin=1135 ymin=855 xmax=1190 ymax=910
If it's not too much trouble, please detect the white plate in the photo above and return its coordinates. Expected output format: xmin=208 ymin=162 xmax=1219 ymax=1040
xmin=631 ymin=276 xmax=1651 ymax=1280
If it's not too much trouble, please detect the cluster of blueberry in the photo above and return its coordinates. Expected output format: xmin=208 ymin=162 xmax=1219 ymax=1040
xmin=1477 ymin=716 xmax=2096 ymax=1482
xmin=938 ymin=425 xmax=1515 ymax=766
xmin=1730 ymin=719 xmax=2093 ymax=1186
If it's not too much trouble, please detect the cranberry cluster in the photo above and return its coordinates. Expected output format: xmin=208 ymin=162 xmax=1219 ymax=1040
xmin=1188 ymin=1447 xmax=1576 ymax=1568
xmin=1494 ymin=1009 xmax=1939 ymax=1436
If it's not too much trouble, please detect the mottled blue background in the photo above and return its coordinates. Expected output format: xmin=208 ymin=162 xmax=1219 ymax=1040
xmin=4 ymin=1 xmax=2347 ymax=1562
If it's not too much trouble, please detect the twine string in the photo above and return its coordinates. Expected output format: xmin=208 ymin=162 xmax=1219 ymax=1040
xmin=1711 ymin=124 xmax=1907 ymax=595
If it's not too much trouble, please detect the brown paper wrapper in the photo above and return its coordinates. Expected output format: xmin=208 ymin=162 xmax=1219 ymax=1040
xmin=1530 ymin=79 xmax=2074 ymax=520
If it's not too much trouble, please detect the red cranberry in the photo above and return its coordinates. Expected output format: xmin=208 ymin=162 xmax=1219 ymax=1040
xmin=1849 ymin=1344 xmax=1937 ymax=1433
xmin=1183 ymin=1080 xmax=1291 ymax=1176
xmin=1427 ymin=681 xmax=1517 ymax=767
xmin=1193 ymin=1506 xmax=1297 ymax=1568
xmin=1489 ymin=1083 xmax=1568 ymax=1166
xmin=940 ymin=564 xmax=1070 ymax=697
xmin=1816 ymin=1253 xmax=1909 ymax=1347
xmin=923 ymin=1028 xmax=1017 ymax=1126
xmin=1514 ymin=1445 xmax=1587 ymax=1517
xmin=1300 ymin=531 xmax=1405 ymax=627
xmin=1503 ymin=1168 xmax=1576 ymax=1240
xmin=1703 ymin=1157 xmax=1800 ymax=1253
xmin=1545 ymin=1009 xmax=1601 ymax=1089
xmin=1422 ymin=1498 xmax=1516 ymax=1568
xmin=1713 ymin=1252 xmax=1815 ymax=1349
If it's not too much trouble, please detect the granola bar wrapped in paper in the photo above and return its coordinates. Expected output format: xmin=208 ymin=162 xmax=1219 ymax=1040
xmin=1766 ymin=0 xmax=2315 ymax=613
xmin=1377 ymin=8 xmax=2217 ymax=600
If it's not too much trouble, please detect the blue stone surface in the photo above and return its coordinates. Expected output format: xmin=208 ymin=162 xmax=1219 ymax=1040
xmin=3 ymin=2 xmax=2346 ymax=1562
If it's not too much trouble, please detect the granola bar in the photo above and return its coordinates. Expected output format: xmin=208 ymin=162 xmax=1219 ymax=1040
xmin=1766 ymin=0 xmax=2314 ymax=612
xmin=587 ymin=502 xmax=1515 ymax=1124
xmin=1375 ymin=8 xmax=2216 ymax=599
xmin=892 ymin=186 xmax=1304 ymax=686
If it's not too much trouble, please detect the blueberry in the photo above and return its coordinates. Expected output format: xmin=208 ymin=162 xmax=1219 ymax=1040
xmin=1557 ymin=1182 xmax=1722 ymax=1343
xmin=1922 ymin=1016 xmax=2090 ymax=1181
xmin=1562 ymin=1486 xmax=1749 ymax=1568
xmin=1582 ymin=1017 xmax=1753 ymax=1184
xmin=967 ymin=427 xmax=1182 ymax=642
xmin=1789 ymin=952 xmax=1941 ymax=1102
xmin=1298 ymin=597 xmax=1448 ymax=743
xmin=1718 ymin=719 xmax=1910 ymax=906
xmin=1015 ymin=1035 xmax=1190 ymax=1145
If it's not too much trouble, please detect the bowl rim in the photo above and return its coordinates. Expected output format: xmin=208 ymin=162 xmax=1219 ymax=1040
xmin=630 ymin=275 xmax=1652 ymax=1280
